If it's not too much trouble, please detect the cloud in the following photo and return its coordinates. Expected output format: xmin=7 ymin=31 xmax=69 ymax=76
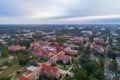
xmin=0 ymin=0 xmax=120 ymax=24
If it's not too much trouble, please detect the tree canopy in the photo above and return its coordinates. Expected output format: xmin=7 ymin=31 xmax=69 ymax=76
xmin=1 ymin=50 xmax=9 ymax=58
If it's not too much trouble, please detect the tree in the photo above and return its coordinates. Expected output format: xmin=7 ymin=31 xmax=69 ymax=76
xmin=18 ymin=54 xmax=29 ymax=66
xmin=1 ymin=50 xmax=9 ymax=58
xmin=96 ymin=42 xmax=106 ymax=47
xmin=75 ymin=44 xmax=84 ymax=51
xmin=99 ymin=55 xmax=105 ymax=70
xmin=93 ymin=69 xmax=105 ymax=80
xmin=79 ymin=57 xmax=90 ymax=67
xmin=84 ymin=60 xmax=100 ymax=74
xmin=74 ymin=68 xmax=88 ymax=80
xmin=109 ymin=60 xmax=117 ymax=72
xmin=107 ymin=50 xmax=116 ymax=59
xmin=29 ymin=60 xmax=38 ymax=66
xmin=56 ymin=38 xmax=67 ymax=46
xmin=88 ymin=75 xmax=97 ymax=80
xmin=84 ymin=46 xmax=92 ymax=55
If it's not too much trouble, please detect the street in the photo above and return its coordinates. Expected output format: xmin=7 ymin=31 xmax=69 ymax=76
xmin=105 ymin=36 xmax=115 ymax=80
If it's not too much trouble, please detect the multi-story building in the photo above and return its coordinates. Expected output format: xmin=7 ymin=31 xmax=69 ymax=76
xmin=32 ymin=48 xmax=54 ymax=59
xmin=50 ymin=51 xmax=71 ymax=64
xmin=8 ymin=45 xmax=26 ymax=51
xmin=64 ymin=47 xmax=78 ymax=56
xmin=17 ymin=63 xmax=60 ymax=80
xmin=90 ymin=42 xmax=104 ymax=53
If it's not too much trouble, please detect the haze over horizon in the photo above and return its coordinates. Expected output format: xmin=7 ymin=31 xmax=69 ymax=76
xmin=0 ymin=0 xmax=120 ymax=24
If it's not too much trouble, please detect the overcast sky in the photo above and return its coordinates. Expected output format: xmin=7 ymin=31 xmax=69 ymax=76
xmin=0 ymin=0 xmax=120 ymax=24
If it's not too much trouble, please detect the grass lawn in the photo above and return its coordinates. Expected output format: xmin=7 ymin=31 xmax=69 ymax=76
xmin=0 ymin=65 xmax=24 ymax=79
xmin=0 ymin=58 xmax=9 ymax=66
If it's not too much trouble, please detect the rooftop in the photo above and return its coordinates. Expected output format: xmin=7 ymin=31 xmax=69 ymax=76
xmin=116 ymin=57 xmax=120 ymax=64
xmin=27 ymin=66 xmax=36 ymax=71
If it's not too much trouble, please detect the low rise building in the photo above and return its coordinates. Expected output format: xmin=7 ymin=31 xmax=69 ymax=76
xmin=69 ymin=37 xmax=89 ymax=44
xmin=93 ymin=38 xmax=104 ymax=43
xmin=50 ymin=43 xmax=63 ymax=51
xmin=64 ymin=47 xmax=78 ymax=55
xmin=116 ymin=57 xmax=120 ymax=70
xmin=30 ymin=40 xmax=51 ymax=50
xmin=43 ymin=36 xmax=56 ymax=41
xmin=32 ymin=48 xmax=54 ymax=59
xmin=90 ymin=42 xmax=104 ymax=53
xmin=8 ymin=45 xmax=26 ymax=51
xmin=17 ymin=63 xmax=60 ymax=80
xmin=50 ymin=51 xmax=71 ymax=64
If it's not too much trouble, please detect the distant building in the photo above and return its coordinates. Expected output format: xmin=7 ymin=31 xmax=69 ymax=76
xmin=32 ymin=48 xmax=54 ymax=59
xmin=41 ymin=46 xmax=57 ymax=54
xmin=30 ymin=40 xmax=51 ymax=50
xmin=50 ymin=43 xmax=63 ymax=51
xmin=81 ymin=31 xmax=92 ymax=35
xmin=69 ymin=37 xmax=89 ymax=44
xmin=93 ymin=38 xmax=104 ymax=43
xmin=68 ymin=27 xmax=74 ymax=30
xmin=64 ymin=47 xmax=78 ymax=55
xmin=116 ymin=57 xmax=120 ymax=70
xmin=8 ymin=45 xmax=26 ymax=51
xmin=43 ymin=36 xmax=56 ymax=41
xmin=90 ymin=42 xmax=104 ymax=53
xmin=50 ymin=51 xmax=71 ymax=64
xmin=70 ymin=37 xmax=83 ymax=44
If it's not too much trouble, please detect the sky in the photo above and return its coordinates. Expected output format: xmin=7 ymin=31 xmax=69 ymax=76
xmin=0 ymin=0 xmax=120 ymax=24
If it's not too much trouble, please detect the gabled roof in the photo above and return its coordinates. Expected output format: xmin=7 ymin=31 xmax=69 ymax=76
xmin=32 ymin=48 xmax=51 ymax=56
xmin=42 ymin=63 xmax=59 ymax=73
xmin=18 ymin=76 xmax=31 ymax=80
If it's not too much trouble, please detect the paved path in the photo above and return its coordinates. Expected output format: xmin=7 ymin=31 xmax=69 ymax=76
xmin=60 ymin=64 xmax=74 ymax=80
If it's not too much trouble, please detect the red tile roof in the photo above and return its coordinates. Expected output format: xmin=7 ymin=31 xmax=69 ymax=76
xmin=25 ymin=70 xmax=31 ymax=76
xmin=32 ymin=48 xmax=51 ymax=56
xmin=50 ymin=44 xmax=63 ymax=51
xmin=51 ymin=51 xmax=71 ymax=60
xmin=8 ymin=45 xmax=26 ymax=51
xmin=18 ymin=76 xmax=31 ymax=80
xmin=42 ymin=63 xmax=58 ymax=73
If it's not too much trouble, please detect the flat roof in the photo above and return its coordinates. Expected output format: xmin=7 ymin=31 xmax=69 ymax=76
xmin=27 ymin=66 xmax=36 ymax=71
xmin=116 ymin=57 xmax=120 ymax=64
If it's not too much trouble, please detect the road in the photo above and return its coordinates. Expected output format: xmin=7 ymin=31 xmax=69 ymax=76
xmin=105 ymin=36 xmax=115 ymax=80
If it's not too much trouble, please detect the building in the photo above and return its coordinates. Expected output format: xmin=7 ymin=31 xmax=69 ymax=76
xmin=64 ymin=47 xmax=78 ymax=55
xmin=50 ymin=43 xmax=63 ymax=51
xmin=17 ymin=63 xmax=60 ymax=80
xmin=30 ymin=41 xmax=51 ymax=50
xmin=69 ymin=37 xmax=89 ymax=44
xmin=41 ymin=63 xmax=60 ymax=78
xmin=90 ymin=42 xmax=104 ymax=53
xmin=116 ymin=57 xmax=120 ymax=70
xmin=43 ymin=36 xmax=56 ymax=41
xmin=8 ymin=45 xmax=26 ymax=51
xmin=70 ymin=37 xmax=83 ymax=44
xmin=41 ymin=46 xmax=57 ymax=54
xmin=81 ymin=31 xmax=92 ymax=35
xmin=93 ymin=38 xmax=104 ymax=43
xmin=64 ymin=43 xmax=79 ymax=49
xmin=32 ymin=48 xmax=54 ymax=59
xmin=50 ymin=51 xmax=71 ymax=64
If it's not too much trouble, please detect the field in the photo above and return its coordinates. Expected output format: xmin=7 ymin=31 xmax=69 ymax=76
xmin=0 ymin=65 xmax=24 ymax=79
xmin=0 ymin=58 xmax=9 ymax=66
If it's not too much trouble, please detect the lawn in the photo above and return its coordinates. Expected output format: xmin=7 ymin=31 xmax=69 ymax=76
xmin=0 ymin=58 xmax=9 ymax=66
xmin=0 ymin=65 xmax=24 ymax=79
